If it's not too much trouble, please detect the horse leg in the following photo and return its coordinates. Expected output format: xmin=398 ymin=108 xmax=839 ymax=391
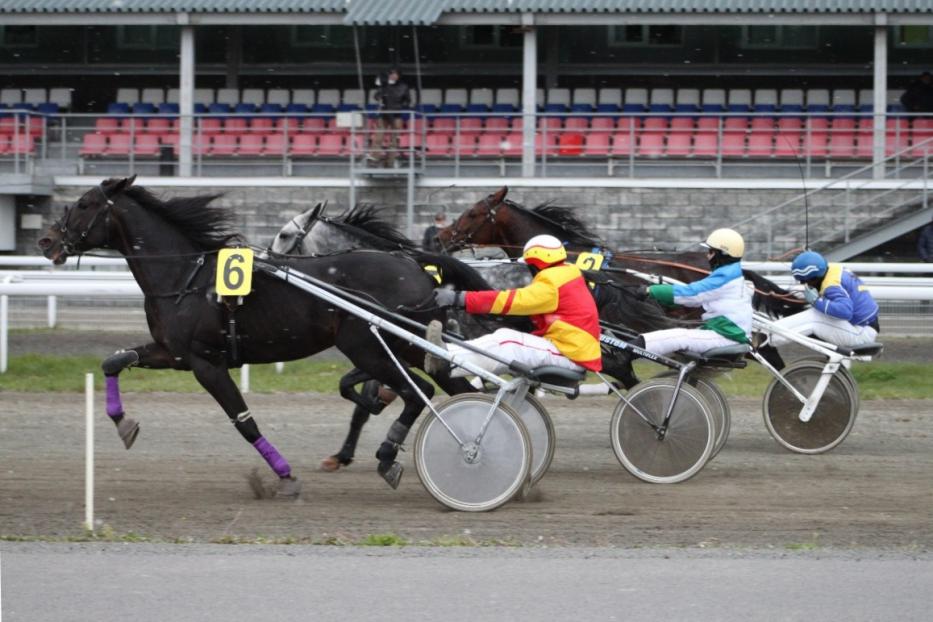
xmin=321 ymin=368 xmax=382 ymax=472
xmin=372 ymin=372 xmax=436 ymax=489
xmin=101 ymin=342 xmax=176 ymax=449
xmin=187 ymin=352 xmax=300 ymax=498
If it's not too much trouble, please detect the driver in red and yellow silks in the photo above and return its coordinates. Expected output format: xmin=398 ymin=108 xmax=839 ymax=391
xmin=425 ymin=234 xmax=602 ymax=377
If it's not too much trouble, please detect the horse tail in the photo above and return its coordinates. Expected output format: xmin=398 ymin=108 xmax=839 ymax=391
xmin=410 ymin=252 xmax=495 ymax=291
xmin=742 ymin=268 xmax=806 ymax=318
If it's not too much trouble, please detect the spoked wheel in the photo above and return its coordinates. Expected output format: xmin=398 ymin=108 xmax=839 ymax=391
xmin=657 ymin=372 xmax=731 ymax=460
xmin=610 ymin=379 xmax=714 ymax=484
xmin=793 ymin=355 xmax=861 ymax=416
xmin=762 ymin=360 xmax=858 ymax=454
xmin=514 ymin=394 xmax=556 ymax=486
xmin=413 ymin=394 xmax=531 ymax=512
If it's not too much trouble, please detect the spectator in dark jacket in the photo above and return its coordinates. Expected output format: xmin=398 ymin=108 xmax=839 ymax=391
xmin=422 ymin=211 xmax=447 ymax=252
xmin=371 ymin=68 xmax=411 ymax=167
xmin=918 ymin=217 xmax=933 ymax=262
xmin=901 ymin=71 xmax=933 ymax=113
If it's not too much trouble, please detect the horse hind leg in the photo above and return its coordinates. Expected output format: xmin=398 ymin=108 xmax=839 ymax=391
xmin=375 ymin=375 xmax=436 ymax=489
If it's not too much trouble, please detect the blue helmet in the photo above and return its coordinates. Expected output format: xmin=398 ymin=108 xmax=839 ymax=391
xmin=791 ymin=251 xmax=828 ymax=282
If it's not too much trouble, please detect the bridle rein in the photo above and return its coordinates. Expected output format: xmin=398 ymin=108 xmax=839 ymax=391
xmin=60 ymin=184 xmax=115 ymax=256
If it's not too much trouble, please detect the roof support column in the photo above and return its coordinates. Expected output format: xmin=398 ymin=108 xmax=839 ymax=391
xmin=521 ymin=14 xmax=537 ymax=178
xmin=179 ymin=19 xmax=195 ymax=177
xmin=872 ymin=14 xmax=888 ymax=180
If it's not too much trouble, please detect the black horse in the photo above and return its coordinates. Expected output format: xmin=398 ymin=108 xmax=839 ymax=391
xmin=37 ymin=177 xmax=486 ymax=495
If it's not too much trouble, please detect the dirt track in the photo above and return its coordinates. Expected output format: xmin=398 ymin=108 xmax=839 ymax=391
xmin=1 ymin=391 xmax=931 ymax=549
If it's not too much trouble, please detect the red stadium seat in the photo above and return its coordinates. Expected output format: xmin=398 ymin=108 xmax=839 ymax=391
xmin=432 ymin=117 xmax=456 ymax=132
xmin=565 ymin=117 xmax=589 ymax=131
xmin=264 ymin=133 xmax=289 ymax=156
xmin=828 ymin=133 xmax=856 ymax=158
xmin=721 ymin=133 xmax=745 ymax=157
xmin=459 ymin=118 xmax=484 ymax=134
xmin=591 ymin=117 xmax=615 ymax=132
xmin=611 ymin=131 xmax=635 ymax=156
xmin=805 ymin=118 xmax=830 ymax=133
xmin=251 ymin=118 xmax=275 ymax=133
xmin=107 ymin=133 xmax=131 ymax=155
xmin=670 ymin=117 xmax=694 ymax=134
xmin=692 ymin=132 xmax=718 ymax=157
xmin=616 ymin=117 xmax=640 ymax=132
xmin=855 ymin=134 xmax=874 ymax=158
xmin=0 ymin=134 xmax=10 ymax=155
xmin=210 ymin=134 xmax=238 ymax=156
xmin=484 ymin=117 xmax=509 ymax=133
xmin=134 ymin=134 xmax=161 ymax=156
xmin=803 ymin=132 xmax=829 ymax=158
xmin=316 ymin=134 xmax=344 ymax=156
xmin=696 ymin=117 xmax=721 ymax=132
xmin=777 ymin=117 xmax=803 ymax=131
xmin=747 ymin=132 xmax=774 ymax=157
xmin=454 ymin=133 xmax=477 ymax=157
xmin=774 ymin=132 xmax=802 ymax=157
xmin=79 ymin=133 xmax=108 ymax=156
xmin=638 ymin=132 xmax=664 ymax=157
xmin=425 ymin=132 xmax=452 ymax=156
xmin=398 ymin=132 xmax=423 ymax=150
xmin=9 ymin=134 xmax=35 ymax=155
xmin=723 ymin=117 xmax=748 ymax=134
xmin=94 ymin=118 xmax=120 ymax=133
xmin=885 ymin=134 xmax=910 ymax=156
xmin=145 ymin=118 xmax=173 ymax=134
xmin=502 ymin=132 xmax=523 ymax=157
xmin=643 ymin=117 xmax=668 ymax=132
xmin=831 ymin=118 xmax=856 ymax=132
xmin=291 ymin=133 xmax=317 ymax=156
xmin=225 ymin=118 xmax=249 ymax=133
xmin=274 ymin=118 xmax=301 ymax=133
xmin=558 ymin=132 xmax=584 ymax=156
xmin=476 ymin=133 xmax=505 ymax=156
xmin=538 ymin=116 xmax=562 ymax=132
xmin=238 ymin=133 xmax=265 ymax=156
xmin=583 ymin=132 xmax=611 ymax=156
xmin=665 ymin=132 xmax=691 ymax=156
xmin=535 ymin=132 xmax=559 ymax=156
xmin=198 ymin=118 xmax=223 ymax=134
xmin=302 ymin=118 xmax=326 ymax=133
xmin=120 ymin=118 xmax=145 ymax=133
xmin=750 ymin=117 xmax=774 ymax=132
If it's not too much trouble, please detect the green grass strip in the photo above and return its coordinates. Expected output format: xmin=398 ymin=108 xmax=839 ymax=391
xmin=1 ymin=354 xmax=931 ymax=400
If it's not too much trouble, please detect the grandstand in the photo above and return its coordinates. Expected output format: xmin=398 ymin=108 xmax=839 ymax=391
xmin=1 ymin=1 xmax=932 ymax=261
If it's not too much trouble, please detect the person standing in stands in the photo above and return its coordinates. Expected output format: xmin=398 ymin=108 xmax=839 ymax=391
xmin=900 ymin=71 xmax=933 ymax=113
xmin=918 ymin=216 xmax=933 ymax=263
xmin=421 ymin=210 xmax=448 ymax=252
xmin=372 ymin=67 xmax=411 ymax=167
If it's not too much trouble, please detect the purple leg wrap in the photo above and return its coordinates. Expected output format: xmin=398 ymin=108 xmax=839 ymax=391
xmin=105 ymin=376 xmax=124 ymax=418
xmin=253 ymin=437 xmax=292 ymax=478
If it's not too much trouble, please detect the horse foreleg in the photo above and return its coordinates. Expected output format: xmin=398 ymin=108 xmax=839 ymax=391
xmin=323 ymin=369 xmax=400 ymax=472
xmin=374 ymin=373 xmax=436 ymax=489
xmin=320 ymin=404 xmax=369 ymax=472
xmin=188 ymin=353 xmax=299 ymax=498
xmin=100 ymin=342 xmax=176 ymax=449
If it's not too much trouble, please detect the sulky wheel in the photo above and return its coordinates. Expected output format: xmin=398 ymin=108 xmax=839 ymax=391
xmin=762 ymin=360 xmax=858 ymax=454
xmin=413 ymin=394 xmax=531 ymax=512
xmin=792 ymin=355 xmax=861 ymax=416
xmin=657 ymin=372 xmax=731 ymax=460
xmin=514 ymin=393 xmax=556 ymax=487
xmin=610 ymin=379 xmax=714 ymax=484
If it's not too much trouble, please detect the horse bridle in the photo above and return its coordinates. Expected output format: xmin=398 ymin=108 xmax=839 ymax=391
xmin=445 ymin=194 xmax=502 ymax=249
xmin=60 ymin=184 xmax=115 ymax=255
xmin=280 ymin=214 xmax=314 ymax=254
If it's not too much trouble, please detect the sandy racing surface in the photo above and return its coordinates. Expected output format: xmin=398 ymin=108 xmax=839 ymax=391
xmin=2 ymin=390 xmax=931 ymax=549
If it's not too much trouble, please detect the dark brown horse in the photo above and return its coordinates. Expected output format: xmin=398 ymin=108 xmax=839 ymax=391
xmin=37 ymin=177 xmax=483 ymax=494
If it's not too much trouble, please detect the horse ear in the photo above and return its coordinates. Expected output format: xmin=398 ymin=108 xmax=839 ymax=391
xmin=492 ymin=186 xmax=508 ymax=203
xmin=308 ymin=201 xmax=325 ymax=221
xmin=107 ymin=175 xmax=137 ymax=196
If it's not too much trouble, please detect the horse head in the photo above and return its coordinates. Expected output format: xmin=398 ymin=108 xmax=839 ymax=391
xmin=39 ymin=176 xmax=136 ymax=264
xmin=437 ymin=186 xmax=510 ymax=253
xmin=269 ymin=201 xmax=327 ymax=255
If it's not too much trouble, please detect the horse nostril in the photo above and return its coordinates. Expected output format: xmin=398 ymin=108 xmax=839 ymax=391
xmin=37 ymin=237 xmax=51 ymax=249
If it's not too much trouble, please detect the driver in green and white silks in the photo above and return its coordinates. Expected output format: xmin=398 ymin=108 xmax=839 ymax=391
xmin=635 ymin=228 xmax=753 ymax=356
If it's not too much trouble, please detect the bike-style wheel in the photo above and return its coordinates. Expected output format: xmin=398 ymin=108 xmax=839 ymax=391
xmin=413 ymin=394 xmax=531 ymax=512
xmin=657 ymin=372 xmax=731 ymax=459
xmin=610 ymin=379 xmax=714 ymax=484
xmin=793 ymin=355 xmax=861 ymax=416
xmin=514 ymin=393 xmax=556 ymax=486
xmin=762 ymin=360 xmax=858 ymax=454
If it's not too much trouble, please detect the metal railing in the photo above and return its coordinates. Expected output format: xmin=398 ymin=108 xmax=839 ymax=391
xmin=3 ymin=109 xmax=931 ymax=179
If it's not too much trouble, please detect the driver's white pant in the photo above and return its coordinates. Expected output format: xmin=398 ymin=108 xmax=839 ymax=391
xmin=766 ymin=308 xmax=877 ymax=347
xmin=643 ymin=328 xmax=738 ymax=357
xmin=445 ymin=328 xmax=583 ymax=378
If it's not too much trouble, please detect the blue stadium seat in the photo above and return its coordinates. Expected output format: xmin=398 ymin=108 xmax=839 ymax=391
xmin=336 ymin=103 xmax=360 ymax=112
xmin=234 ymin=102 xmax=257 ymax=114
xmin=753 ymin=103 xmax=777 ymax=113
xmin=727 ymin=103 xmax=750 ymax=113
xmin=675 ymin=103 xmax=699 ymax=112
xmin=107 ymin=102 xmax=130 ymax=115
xmin=311 ymin=103 xmax=336 ymax=115
xmin=208 ymin=103 xmax=231 ymax=114
xmin=492 ymin=103 xmax=518 ymax=115
xmin=887 ymin=103 xmax=905 ymax=113
xmin=806 ymin=104 xmax=829 ymax=114
xmin=466 ymin=103 xmax=489 ymax=117
xmin=261 ymin=103 xmax=285 ymax=114
xmin=133 ymin=103 xmax=157 ymax=114
xmin=194 ymin=103 xmax=208 ymax=114
xmin=571 ymin=103 xmax=595 ymax=114
xmin=623 ymin=103 xmax=646 ymax=113
xmin=833 ymin=104 xmax=856 ymax=116
xmin=439 ymin=103 xmax=464 ymax=115
xmin=781 ymin=104 xmax=803 ymax=113
xmin=649 ymin=103 xmax=673 ymax=113
xmin=416 ymin=103 xmax=438 ymax=114
xmin=858 ymin=104 xmax=873 ymax=112
xmin=36 ymin=103 xmax=60 ymax=115
xmin=702 ymin=103 xmax=725 ymax=112
xmin=286 ymin=103 xmax=309 ymax=116
xmin=159 ymin=103 xmax=179 ymax=115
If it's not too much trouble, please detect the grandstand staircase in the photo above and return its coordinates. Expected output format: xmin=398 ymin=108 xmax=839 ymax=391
xmin=731 ymin=140 xmax=932 ymax=261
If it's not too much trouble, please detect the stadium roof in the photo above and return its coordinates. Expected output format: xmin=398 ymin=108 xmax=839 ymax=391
xmin=2 ymin=0 xmax=931 ymax=25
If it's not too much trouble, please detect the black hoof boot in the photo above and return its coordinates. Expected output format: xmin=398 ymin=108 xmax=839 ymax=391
xmin=378 ymin=461 xmax=403 ymax=489
xmin=101 ymin=350 xmax=139 ymax=375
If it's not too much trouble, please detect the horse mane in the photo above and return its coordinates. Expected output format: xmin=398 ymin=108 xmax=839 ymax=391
xmin=123 ymin=186 xmax=243 ymax=250
xmin=507 ymin=200 xmax=602 ymax=247
xmin=743 ymin=269 xmax=806 ymax=318
xmin=330 ymin=204 xmax=417 ymax=252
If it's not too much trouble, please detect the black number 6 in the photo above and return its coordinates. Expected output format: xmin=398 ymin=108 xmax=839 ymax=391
xmin=223 ymin=253 xmax=245 ymax=290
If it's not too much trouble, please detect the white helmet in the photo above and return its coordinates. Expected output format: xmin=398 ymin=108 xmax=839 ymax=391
xmin=522 ymin=234 xmax=567 ymax=268
xmin=702 ymin=228 xmax=745 ymax=259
